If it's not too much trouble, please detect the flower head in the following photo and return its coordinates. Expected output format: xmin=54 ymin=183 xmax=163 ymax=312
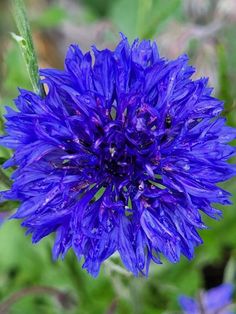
xmin=179 ymin=283 xmax=234 ymax=314
xmin=0 ymin=34 xmax=236 ymax=276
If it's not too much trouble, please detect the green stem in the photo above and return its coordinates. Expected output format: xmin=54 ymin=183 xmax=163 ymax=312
xmin=0 ymin=285 xmax=75 ymax=312
xmin=11 ymin=0 xmax=45 ymax=97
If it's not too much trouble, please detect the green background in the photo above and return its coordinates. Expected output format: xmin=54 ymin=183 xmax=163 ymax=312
xmin=0 ymin=0 xmax=236 ymax=313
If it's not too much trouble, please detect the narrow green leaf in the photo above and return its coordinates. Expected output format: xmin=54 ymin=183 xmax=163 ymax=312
xmin=11 ymin=0 xmax=44 ymax=96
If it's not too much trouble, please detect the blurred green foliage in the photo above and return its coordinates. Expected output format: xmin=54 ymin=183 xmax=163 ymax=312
xmin=32 ymin=6 xmax=67 ymax=29
xmin=0 ymin=0 xmax=236 ymax=313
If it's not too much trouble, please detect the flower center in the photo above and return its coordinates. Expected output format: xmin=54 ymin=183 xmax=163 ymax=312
xmin=104 ymin=144 xmax=136 ymax=178
xmin=93 ymin=120 xmax=157 ymax=183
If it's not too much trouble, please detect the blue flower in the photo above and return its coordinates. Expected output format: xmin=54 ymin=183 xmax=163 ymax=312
xmin=0 ymin=34 xmax=236 ymax=276
xmin=179 ymin=283 xmax=234 ymax=314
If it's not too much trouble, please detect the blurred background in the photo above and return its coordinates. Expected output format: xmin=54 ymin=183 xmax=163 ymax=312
xmin=0 ymin=0 xmax=236 ymax=313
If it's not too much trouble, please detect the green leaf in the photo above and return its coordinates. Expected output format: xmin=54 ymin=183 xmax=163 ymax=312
xmin=11 ymin=0 xmax=44 ymax=96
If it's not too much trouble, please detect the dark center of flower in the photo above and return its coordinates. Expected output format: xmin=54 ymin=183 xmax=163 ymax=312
xmin=93 ymin=118 xmax=158 ymax=184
